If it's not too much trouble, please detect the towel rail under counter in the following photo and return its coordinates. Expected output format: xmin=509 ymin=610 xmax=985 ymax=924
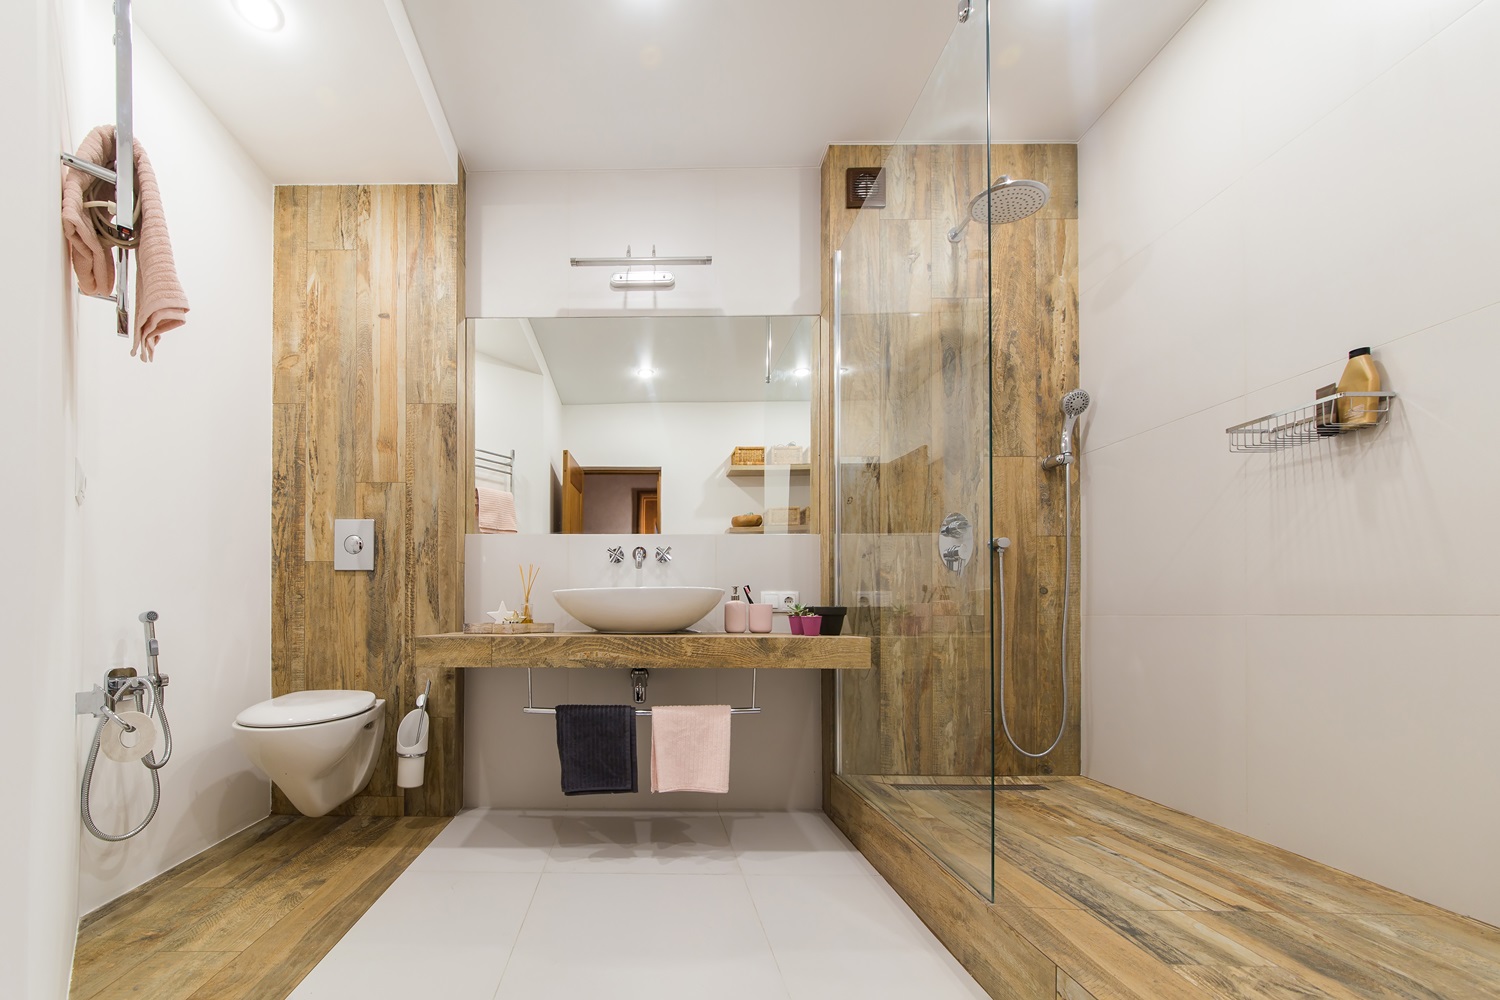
xmin=520 ymin=667 xmax=762 ymax=716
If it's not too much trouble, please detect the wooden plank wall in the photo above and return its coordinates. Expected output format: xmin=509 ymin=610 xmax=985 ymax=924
xmin=818 ymin=144 xmax=1080 ymax=779
xmin=272 ymin=179 xmax=467 ymax=817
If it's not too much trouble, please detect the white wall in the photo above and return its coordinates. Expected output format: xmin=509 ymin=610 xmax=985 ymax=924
xmin=474 ymin=355 xmax=562 ymax=533
xmin=1079 ymin=0 xmax=1500 ymax=924
xmin=59 ymin=0 xmax=274 ymax=918
xmin=563 ymin=402 xmax=811 ymax=534
xmin=464 ymin=533 xmax=824 ymax=810
xmin=1 ymin=2 xmax=84 ymax=993
xmin=466 ymin=167 xmax=820 ymax=317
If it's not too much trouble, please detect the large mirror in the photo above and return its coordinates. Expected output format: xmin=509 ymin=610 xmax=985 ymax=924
xmin=471 ymin=316 xmax=817 ymax=535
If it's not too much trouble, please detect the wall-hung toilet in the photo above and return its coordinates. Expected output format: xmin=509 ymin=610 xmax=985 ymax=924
xmin=232 ymin=690 xmax=385 ymax=817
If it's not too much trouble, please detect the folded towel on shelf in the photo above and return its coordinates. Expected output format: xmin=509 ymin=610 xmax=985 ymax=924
xmin=555 ymin=704 xmax=638 ymax=795
xmin=476 ymin=486 xmax=519 ymax=533
xmin=650 ymin=705 xmax=732 ymax=794
xmin=61 ymin=125 xmax=189 ymax=362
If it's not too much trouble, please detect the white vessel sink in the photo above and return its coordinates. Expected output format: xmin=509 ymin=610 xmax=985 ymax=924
xmin=553 ymin=586 xmax=725 ymax=633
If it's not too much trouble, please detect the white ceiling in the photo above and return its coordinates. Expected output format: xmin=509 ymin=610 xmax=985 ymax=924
xmin=136 ymin=0 xmax=456 ymax=184
xmin=476 ymin=316 xmax=816 ymax=405
xmin=137 ymin=1 xmax=1204 ymax=181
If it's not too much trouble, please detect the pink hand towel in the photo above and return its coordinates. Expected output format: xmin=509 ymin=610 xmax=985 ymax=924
xmin=61 ymin=125 xmax=189 ymax=362
xmin=476 ymin=487 xmax=519 ymax=533
xmin=650 ymin=705 xmax=732 ymax=794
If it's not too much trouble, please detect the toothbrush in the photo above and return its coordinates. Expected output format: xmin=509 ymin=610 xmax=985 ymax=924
xmin=744 ymin=584 xmax=753 ymax=604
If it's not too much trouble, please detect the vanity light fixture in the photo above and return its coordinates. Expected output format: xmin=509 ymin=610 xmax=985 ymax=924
xmin=610 ymin=270 xmax=676 ymax=290
xmin=231 ymin=0 xmax=285 ymax=32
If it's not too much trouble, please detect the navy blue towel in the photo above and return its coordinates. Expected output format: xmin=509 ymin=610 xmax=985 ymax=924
xmin=554 ymin=704 xmax=639 ymax=795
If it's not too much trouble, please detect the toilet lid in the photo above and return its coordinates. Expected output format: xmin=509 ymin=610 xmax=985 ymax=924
xmin=235 ymin=690 xmax=377 ymax=728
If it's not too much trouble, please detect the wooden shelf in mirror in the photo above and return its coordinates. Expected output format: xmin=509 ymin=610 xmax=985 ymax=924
xmin=724 ymin=525 xmax=810 ymax=534
xmin=414 ymin=631 xmax=870 ymax=671
xmin=726 ymin=463 xmax=811 ymax=479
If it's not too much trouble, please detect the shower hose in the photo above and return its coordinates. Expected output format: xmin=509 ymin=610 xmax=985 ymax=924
xmin=997 ymin=466 xmax=1072 ymax=760
xmin=80 ymin=678 xmax=174 ymax=842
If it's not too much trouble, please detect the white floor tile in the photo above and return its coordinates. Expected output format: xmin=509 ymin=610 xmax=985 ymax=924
xmin=720 ymin=810 xmax=877 ymax=876
xmin=405 ymin=809 xmax=558 ymax=873
xmin=288 ymin=871 xmax=538 ymax=1000
xmin=746 ymin=874 xmax=989 ymax=999
xmin=543 ymin=812 xmax=739 ymax=874
xmin=494 ymin=873 xmax=789 ymax=1000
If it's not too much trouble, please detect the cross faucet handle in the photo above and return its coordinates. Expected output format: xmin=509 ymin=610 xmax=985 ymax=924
xmin=655 ymin=546 xmax=672 ymax=564
xmin=606 ymin=546 xmax=625 ymax=564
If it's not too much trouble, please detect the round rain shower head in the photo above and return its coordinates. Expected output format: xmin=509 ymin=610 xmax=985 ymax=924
xmin=1062 ymin=388 xmax=1091 ymax=417
xmin=947 ymin=176 xmax=1051 ymax=242
xmin=972 ymin=177 xmax=1051 ymax=225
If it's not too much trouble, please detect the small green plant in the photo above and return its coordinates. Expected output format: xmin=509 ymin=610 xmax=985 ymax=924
xmin=789 ymin=603 xmax=812 ymax=616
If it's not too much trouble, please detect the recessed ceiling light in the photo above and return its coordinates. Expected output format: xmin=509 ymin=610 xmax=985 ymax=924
xmin=792 ymin=367 xmax=811 ymax=377
xmin=635 ymin=367 xmax=657 ymax=378
xmin=231 ymin=0 xmax=284 ymax=32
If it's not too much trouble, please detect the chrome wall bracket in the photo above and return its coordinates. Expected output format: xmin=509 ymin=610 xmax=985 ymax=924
xmin=630 ymin=668 xmax=649 ymax=704
xmin=957 ymin=1 xmax=974 ymax=23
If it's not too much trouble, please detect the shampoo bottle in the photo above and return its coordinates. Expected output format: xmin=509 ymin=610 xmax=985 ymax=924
xmin=1335 ymin=347 xmax=1381 ymax=426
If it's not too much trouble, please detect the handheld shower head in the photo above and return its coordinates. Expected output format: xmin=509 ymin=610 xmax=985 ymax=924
xmin=1043 ymin=389 xmax=1092 ymax=469
xmin=947 ymin=176 xmax=1051 ymax=242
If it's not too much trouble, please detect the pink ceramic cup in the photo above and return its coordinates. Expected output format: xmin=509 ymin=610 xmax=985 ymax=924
xmin=724 ymin=601 xmax=749 ymax=633
xmin=748 ymin=603 xmax=773 ymax=634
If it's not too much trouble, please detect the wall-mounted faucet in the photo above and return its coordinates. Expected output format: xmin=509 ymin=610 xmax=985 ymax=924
xmin=632 ymin=545 xmax=648 ymax=569
xmin=656 ymin=546 xmax=672 ymax=564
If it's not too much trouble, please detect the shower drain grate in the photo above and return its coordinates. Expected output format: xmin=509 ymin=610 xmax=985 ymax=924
xmin=890 ymin=783 xmax=1047 ymax=792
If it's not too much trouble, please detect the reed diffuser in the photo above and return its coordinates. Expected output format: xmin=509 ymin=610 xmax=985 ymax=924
xmin=519 ymin=564 xmax=539 ymax=623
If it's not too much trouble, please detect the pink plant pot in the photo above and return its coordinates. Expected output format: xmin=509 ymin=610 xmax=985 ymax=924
xmin=788 ymin=616 xmax=804 ymax=635
xmin=801 ymin=615 xmax=822 ymax=635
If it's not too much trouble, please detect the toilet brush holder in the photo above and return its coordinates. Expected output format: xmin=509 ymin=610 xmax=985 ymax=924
xmin=395 ymin=706 xmax=429 ymax=789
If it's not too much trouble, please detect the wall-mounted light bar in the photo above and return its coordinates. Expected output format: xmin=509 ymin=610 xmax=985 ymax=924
xmin=574 ymin=255 xmax=712 ymax=267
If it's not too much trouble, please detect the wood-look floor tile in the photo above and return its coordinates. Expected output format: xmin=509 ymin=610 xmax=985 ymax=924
xmin=76 ymin=951 xmax=238 ymax=1000
xmin=72 ymin=815 xmax=448 ymax=1000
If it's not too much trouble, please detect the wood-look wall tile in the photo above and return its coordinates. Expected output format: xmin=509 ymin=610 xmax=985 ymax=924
xmin=271 ymin=404 xmax=306 ymax=696
xmin=303 ymin=249 xmax=357 ymax=562
xmin=306 ymin=185 xmax=361 ymax=251
xmin=272 ymin=187 xmax=309 ymax=404
xmin=358 ymin=481 xmax=406 ymax=701
xmin=406 ymin=403 xmax=460 ymax=641
xmin=355 ymin=186 xmax=408 ymax=485
xmin=405 ymin=186 xmax=459 ymax=405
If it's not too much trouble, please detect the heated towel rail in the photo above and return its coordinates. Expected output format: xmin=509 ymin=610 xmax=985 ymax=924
xmin=475 ymin=448 xmax=516 ymax=487
xmin=60 ymin=0 xmax=134 ymax=336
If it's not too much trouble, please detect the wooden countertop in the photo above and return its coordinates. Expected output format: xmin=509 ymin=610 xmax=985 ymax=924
xmin=413 ymin=631 xmax=871 ymax=671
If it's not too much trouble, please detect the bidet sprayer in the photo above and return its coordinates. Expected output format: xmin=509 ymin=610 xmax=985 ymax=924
xmin=139 ymin=610 xmax=164 ymax=682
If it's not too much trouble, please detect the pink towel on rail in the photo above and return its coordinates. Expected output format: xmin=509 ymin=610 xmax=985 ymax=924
xmin=61 ymin=125 xmax=189 ymax=362
xmin=650 ymin=705 xmax=732 ymax=794
xmin=476 ymin=487 xmax=519 ymax=533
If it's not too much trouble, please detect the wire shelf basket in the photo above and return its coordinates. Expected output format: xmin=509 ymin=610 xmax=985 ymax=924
xmin=1226 ymin=391 xmax=1396 ymax=453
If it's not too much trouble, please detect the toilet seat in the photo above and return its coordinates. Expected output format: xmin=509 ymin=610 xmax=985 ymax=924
xmin=235 ymin=690 xmax=377 ymax=729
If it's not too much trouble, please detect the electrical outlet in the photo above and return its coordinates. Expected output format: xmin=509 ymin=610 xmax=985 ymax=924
xmin=856 ymin=590 xmax=891 ymax=608
xmin=760 ymin=591 xmax=799 ymax=612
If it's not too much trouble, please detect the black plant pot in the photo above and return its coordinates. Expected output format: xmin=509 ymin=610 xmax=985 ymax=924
xmin=810 ymin=606 xmax=847 ymax=636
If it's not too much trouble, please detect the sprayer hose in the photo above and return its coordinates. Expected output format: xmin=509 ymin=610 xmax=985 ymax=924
xmin=80 ymin=687 xmax=171 ymax=841
xmin=997 ymin=466 xmax=1072 ymax=760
